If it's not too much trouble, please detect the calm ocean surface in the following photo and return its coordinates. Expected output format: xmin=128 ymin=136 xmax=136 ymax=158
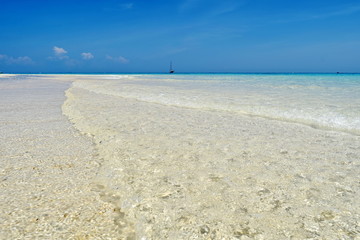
xmin=82 ymin=73 xmax=360 ymax=135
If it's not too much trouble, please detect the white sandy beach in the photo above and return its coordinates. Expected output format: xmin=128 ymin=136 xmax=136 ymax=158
xmin=1 ymin=74 xmax=359 ymax=239
xmin=0 ymin=75 xmax=124 ymax=239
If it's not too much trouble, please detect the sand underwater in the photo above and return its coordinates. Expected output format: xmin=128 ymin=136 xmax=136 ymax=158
xmin=0 ymin=74 xmax=359 ymax=240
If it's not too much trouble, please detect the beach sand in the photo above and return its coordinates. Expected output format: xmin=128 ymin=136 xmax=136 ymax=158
xmin=0 ymin=75 xmax=123 ymax=239
xmin=1 ymin=74 xmax=359 ymax=239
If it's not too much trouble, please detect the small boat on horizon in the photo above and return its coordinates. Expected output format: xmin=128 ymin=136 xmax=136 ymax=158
xmin=169 ymin=61 xmax=174 ymax=74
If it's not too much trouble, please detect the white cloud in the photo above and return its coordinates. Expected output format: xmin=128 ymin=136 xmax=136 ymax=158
xmin=106 ymin=55 xmax=129 ymax=64
xmin=81 ymin=52 xmax=94 ymax=60
xmin=49 ymin=46 xmax=69 ymax=60
xmin=54 ymin=46 xmax=67 ymax=55
xmin=0 ymin=54 xmax=34 ymax=65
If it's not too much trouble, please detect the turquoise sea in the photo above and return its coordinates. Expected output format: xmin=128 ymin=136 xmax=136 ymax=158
xmin=73 ymin=73 xmax=360 ymax=135
xmin=2 ymin=73 xmax=360 ymax=134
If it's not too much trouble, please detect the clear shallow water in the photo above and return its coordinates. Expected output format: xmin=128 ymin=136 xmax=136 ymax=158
xmin=2 ymin=74 xmax=359 ymax=239
xmin=76 ymin=73 xmax=360 ymax=135
xmin=0 ymin=75 xmax=123 ymax=239
xmin=64 ymin=74 xmax=360 ymax=239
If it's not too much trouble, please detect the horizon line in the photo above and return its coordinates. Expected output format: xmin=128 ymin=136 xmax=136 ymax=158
xmin=2 ymin=71 xmax=360 ymax=75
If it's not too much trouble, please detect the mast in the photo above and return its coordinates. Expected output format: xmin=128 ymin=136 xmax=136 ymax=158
xmin=169 ymin=61 xmax=174 ymax=73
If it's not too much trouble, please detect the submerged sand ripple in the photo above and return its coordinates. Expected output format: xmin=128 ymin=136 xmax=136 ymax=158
xmin=62 ymin=77 xmax=360 ymax=239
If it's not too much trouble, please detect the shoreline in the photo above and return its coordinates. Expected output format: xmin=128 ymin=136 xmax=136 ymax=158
xmin=1 ymin=74 xmax=359 ymax=239
xmin=64 ymin=76 xmax=359 ymax=239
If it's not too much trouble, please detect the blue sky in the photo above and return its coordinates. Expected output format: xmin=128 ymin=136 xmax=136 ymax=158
xmin=0 ymin=0 xmax=359 ymax=72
